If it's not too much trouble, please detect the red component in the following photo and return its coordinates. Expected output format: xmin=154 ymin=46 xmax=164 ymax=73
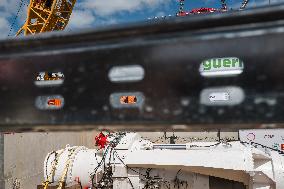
xmin=190 ymin=7 xmax=217 ymax=14
xmin=177 ymin=12 xmax=189 ymax=17
xmin=47 ymin=99 xmax=61 ymax=106
xmin=177 ymin=8 xmax=217 ymax=17
xmin=95 ymin=132 xmax=109 ymax=149
xmin=281 ymin=144 xmax=284 ymax=151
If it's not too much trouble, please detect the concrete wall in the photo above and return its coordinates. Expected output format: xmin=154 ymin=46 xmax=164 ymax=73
xmin=4 ymin=132 xmax=96 ymax=189
xmin=4 ymin=131 xmax=238 ymax=189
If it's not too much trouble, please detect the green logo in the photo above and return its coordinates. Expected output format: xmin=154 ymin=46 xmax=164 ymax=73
xmin=200 ymin=57 xmax=244 ymax=77
xmin=202 ymin=58 xmax=243 ymax=71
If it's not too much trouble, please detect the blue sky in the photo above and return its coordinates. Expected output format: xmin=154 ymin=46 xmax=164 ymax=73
xmin=0 ymin=0 xmax=281 ymax=39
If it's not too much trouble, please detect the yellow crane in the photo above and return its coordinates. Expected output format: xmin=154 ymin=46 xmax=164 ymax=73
xmin=16 ymin=0 xmax=76 ymax=36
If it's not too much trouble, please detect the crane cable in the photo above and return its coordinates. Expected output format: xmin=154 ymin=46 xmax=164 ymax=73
xmin=240 ymin=0 xmax=250 ymax=9
xmin=179 ymin=0 xmax=185 ymax=14
xmin=220 ymin=0 xmax=227 ymax=10
xmin=179 ymin=0 xmax=249 ymax=13
xmin=8 ymin=0 xmax=29 ymax=37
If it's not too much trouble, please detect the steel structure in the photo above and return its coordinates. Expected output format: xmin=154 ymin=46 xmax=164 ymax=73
xmin=16 ymin=0 xmax=76 ymax=36
xmin=1 ymin=4 xmax=284 ymax=131
xmin=43 ymin=132 xmax=284 ymax=189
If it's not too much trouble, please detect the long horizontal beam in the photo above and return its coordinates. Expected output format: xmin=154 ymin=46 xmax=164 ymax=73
xmin=2 ymin=4 xmax=284 ymax=131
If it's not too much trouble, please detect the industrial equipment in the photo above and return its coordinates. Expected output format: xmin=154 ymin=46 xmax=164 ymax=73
xmin=43 ymin=132 xmax=284 ymax=189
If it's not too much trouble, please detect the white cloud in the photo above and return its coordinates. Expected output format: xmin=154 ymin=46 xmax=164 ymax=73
xmin=203 ymin=0 xmax=215 ymax=5
xmin=0 ymin=0 xmax=29 ymax=39
xmin=67 ymin=10 xmax=96 ymax=29
xmin=155 ymin=11 xmax=167 ymax=17
xmin=78 ymin=0 xmax=171 ymax=16
xmin=65 ymin=0 xmax=172 ymax=30
xmin=0 ymin=17 xmax=11 ymax=38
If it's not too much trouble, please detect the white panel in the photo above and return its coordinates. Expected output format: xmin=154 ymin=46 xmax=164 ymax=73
xmin=108 ymin=65 xmax=145 ymax=83
xmin=125 ymin=148 xmax=249 ymax=171
xmin=239 ymin=129 xmax=284 ymax=152
xmin=115 ymin=133 xmax=141 ymax=150
xmin=270 ymin=151 xmax=284 ymax=189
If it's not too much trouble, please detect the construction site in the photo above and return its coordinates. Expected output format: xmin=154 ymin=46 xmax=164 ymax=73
xmin=0 ymin=0 xmax=284 ymax=189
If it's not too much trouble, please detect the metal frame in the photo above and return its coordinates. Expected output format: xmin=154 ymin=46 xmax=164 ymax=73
xmin=2 ymin=4 xmax=284 ymax=131
xmin=16 ymin=0 xmax=76 ymax=36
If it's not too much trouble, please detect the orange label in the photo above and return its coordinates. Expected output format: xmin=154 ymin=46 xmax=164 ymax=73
xmin=48 ymin=99 xmax=61 ymax=106
xmin=281 ymin=144 xmax=284 ymax=151
xmin=120 ymin=96 xmax=137 ymax=104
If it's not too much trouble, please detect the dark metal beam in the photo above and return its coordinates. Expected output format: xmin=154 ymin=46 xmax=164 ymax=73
xmin=1 ymin=4 xmax=284 ymax=131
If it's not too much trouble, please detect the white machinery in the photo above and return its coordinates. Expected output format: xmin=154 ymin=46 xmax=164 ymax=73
xmin=44 ymin=132 xmax=284 ymax=189
xmin=239 ymin=129 xmax=284 ymax=152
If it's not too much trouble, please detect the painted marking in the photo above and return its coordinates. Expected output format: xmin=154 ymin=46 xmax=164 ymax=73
xmin=47 ymin=99 xmax=62 ymax=107
xmin=209 ymin=92 xmax=230 ymax=102
xmin=120 ymin=96 xmax=137 ymax=104
xmin=247 ymin=133 xmax=256 ymax=141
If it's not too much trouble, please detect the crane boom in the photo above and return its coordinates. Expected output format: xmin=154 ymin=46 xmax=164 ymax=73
xmin=16 ymin=0 xmax=76 ymax=36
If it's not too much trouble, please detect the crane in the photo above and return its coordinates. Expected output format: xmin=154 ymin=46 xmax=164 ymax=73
xmin=16 ymin=0 xmax=76 ymax=36
xmin=16 ymin=0 xmax=250 ymax=36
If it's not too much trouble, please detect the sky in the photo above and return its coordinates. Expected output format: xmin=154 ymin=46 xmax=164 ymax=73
xmin=0 ymin=0 xmax=281 ymax=39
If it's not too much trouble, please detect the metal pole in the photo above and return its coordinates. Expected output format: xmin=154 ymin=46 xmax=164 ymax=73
xmin=0 ymin=133 xmax=5 ymax=189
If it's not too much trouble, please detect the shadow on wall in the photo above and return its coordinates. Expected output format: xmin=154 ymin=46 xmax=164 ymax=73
xmin=210 ymin=176 xmax=246 ymax=189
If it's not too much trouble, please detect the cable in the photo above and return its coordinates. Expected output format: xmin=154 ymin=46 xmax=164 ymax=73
xmin=173 ymin=169 xmax=188 ymax=189
xmin=240 ymin=141 xmax=284 ymax=155
xmin=92 ymin=132 xmax=124 ymax=176
xmin=95 ymin=132 xmax=218 ymax=188
xmin=93 ymin=136 xmax=126 ymax=189
xmin=163 ymin=180 xmax=171 ymax=189
xmin=8 ymin=0 xmax=28 ymax=36
xmin=127 ymin=177 xmax=135 ymax=189
xmin=113 ymin=150 xmax=147 ymax=178
xmin=91 ymin=145 xmax=110 ymax=178
xmin=188 ymin=142 xmax=221 ymax=148
xmin=176 ymin=169 xmax=181 ymax=177
xmin=91 ymin=132 xmax=126 ymax=187
xmin=114 ymin=150 xmax=173 ymax=189
xmin=220 ymin=0 xmax=227 ymax=10
xmin=240 ymin=0 xmax=250 ymax=9
xmin=179 ymin=0 xmax=185 ymax=14
xmin=44 ymin=151 xmax=56 ymax=179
